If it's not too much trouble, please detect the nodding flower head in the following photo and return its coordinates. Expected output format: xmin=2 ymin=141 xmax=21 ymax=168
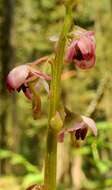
xmin=6 ymin=64 xmax=51 ymax=99
xmin=58 ymin=116 xmax=97 ymax=142
xmin=65 ymin=29 xmax=96 ymax=69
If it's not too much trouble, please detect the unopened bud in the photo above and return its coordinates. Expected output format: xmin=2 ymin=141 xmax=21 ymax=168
xmin=50 ymin=112 xmax=63 ymax=132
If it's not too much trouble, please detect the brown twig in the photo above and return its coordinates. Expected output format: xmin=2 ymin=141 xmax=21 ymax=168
xmin=86 ymin=76 xmax=109 ymax=118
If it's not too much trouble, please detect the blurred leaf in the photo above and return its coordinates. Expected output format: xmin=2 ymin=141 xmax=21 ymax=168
xmin=22 ymin=173 xmax=43 ymax=188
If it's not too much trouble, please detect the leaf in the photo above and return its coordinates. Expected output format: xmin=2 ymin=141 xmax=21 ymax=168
xmin=22 ymin=174 xmax=43 ymax=189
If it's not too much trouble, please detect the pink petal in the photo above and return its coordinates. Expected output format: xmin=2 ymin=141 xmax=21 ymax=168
xmin=67 ymin=122 xmax=84 ymax=132
xmin=81 ymin=116 xmax=97 ymax=136
xmin=72 ymin=122 xmax=84 ymax=130
xmin=6 ymin=65 xmax=29 ymax=91
xmin=86 ymin=31 xmax=95 ymax=42
xmin=32 ymin=70 xmax=51 ymax=80
xmin=78 ymin=36 xmax=91 ymax=55
xmin=85 ymin=32 xmax=96 ymax=56
xmin=75 ymin=31 xmax=95 ymax=56
xmin=65 ymin=40 xmax=78 ymax=62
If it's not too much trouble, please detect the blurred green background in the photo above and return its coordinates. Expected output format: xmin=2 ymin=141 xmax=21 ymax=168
xmin=0 ymin=0 xmax=112 ymax=189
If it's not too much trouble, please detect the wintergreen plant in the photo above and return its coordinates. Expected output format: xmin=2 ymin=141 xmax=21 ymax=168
xmin=6 ymin=1 xmax=97 ymax=190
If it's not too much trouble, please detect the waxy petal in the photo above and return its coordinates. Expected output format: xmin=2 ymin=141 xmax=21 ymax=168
xmin=65 ymin=40 xmax=77 ymax=62
xmin=6 ymin=65 xmax=29 ymax=91
xmin=31 ymin=70 xmax=51 ymax=81
xmin=72 ymin=122 xmax=84 ymax=130
xmin=81 ymin=116 xmax=97 ymax=136
xmin=77 ymin=36 xmax=91 ymax=55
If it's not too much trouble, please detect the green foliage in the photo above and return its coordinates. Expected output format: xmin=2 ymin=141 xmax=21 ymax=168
xmin=0 ymin=149 xmax=43 ymax=189
xmin=0 ymin=149 xmax=39 ymax=173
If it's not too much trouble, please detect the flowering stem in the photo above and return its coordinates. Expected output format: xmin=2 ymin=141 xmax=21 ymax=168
xmin=44 ymin=3 xmax=73 ymax=190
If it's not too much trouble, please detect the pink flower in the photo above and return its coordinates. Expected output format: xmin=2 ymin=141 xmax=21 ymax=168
xmin=58 ymin=116 xmax=97 ymax=142
xmin=6 ymin=64 xmax=51 ymax=99
xmin=65 ymin=30 xmax=96 ymax=69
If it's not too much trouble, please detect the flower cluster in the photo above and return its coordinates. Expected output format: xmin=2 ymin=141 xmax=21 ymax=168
xmin=6 ymin=27 xmax=97 ymax=140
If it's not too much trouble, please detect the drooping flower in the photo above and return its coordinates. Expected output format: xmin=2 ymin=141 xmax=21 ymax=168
xmin=58 ymin=115 xmax=97 ymax=142
xmin=6 ymin=64 xmax=51 ymax=99
xmin=65 ymin=29 xmax=96 ymax=69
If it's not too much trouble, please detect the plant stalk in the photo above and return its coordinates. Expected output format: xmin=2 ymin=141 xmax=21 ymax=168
xmin=44 ymin=4 xmax=73 ymax=190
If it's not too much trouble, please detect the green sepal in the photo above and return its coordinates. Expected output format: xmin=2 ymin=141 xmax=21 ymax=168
xmin=62 ymin=107 xmax=85 ymax=133
xmin=64 ymin=107 xmax=82 ymax=124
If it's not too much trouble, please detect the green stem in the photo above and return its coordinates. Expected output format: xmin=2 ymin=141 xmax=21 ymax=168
xmin=50 ymin=6 xmax=73 ymax=117
xmin=44 ymin=4 xmax=73 ymax=190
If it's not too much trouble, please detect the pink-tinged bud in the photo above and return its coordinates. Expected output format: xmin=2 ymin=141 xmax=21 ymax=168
xmin=65 ymin=30 xmax=96 ymax=69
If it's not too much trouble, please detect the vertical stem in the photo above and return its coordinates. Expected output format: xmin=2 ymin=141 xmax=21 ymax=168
xmin=44 ymin=4 xmax=73 ymax=190
xmin=44 ymin=130 xmax=57 ymax=190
